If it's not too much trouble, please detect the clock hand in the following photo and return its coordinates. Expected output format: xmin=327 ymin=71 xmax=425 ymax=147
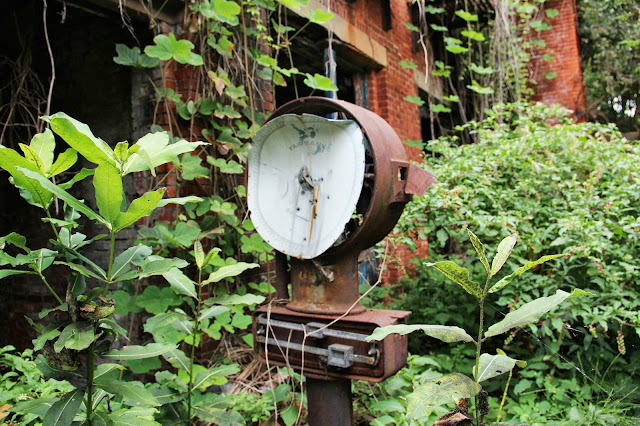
xmin=308 ymin=184 xmax=320 ymax=244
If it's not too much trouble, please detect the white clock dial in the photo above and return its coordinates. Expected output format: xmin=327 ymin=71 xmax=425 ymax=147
xmin=248 ymin=114 xmax=365 ymax=259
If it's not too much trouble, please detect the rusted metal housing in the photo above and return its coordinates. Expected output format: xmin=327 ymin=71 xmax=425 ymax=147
xmin=266 ymin=97 xmax=434 ymax=261
xmin=252 ymin=305 xmax=410 ymax=382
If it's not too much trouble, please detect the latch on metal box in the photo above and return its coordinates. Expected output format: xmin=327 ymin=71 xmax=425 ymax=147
xmin=252 ymin=305 xmax=410 ymax=382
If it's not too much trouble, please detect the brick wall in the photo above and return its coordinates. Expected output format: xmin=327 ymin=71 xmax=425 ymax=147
xmin=530 ymin=0 xmax=586 ymax=119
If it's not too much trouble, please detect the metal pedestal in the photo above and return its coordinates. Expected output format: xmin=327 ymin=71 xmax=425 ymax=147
xmin=306 ymin=378 xmax=353 ymax=426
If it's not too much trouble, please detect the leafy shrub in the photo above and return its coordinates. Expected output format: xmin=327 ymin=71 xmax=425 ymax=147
xmin=392 ymin=102 xmax=640 ymax=422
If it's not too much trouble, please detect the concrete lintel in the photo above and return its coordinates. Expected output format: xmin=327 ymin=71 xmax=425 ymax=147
xmin=287 ymin=0 xmax=388 ymax=68
xmin=414 ymin=69 xmax=443 ymax=100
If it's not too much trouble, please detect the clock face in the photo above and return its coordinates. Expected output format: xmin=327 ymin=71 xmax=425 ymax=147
xmin=248 ymin=114 xmax=365 ymax=259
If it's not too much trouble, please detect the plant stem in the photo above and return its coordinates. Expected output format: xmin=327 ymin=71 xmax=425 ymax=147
xmin=104 ymin=232 xmax=116 ymax=296
xmin=496 ymin=369 xmax=512 ymax=422
xmin=474 ymin=276 xmax=492 ymax=422
xmin=187 ymin=268 xmax=203 ymax=424
xmin=86 ymin=340 xmax=95 ymax=425
xmin=38 ymin=272 xmax=64 ymax=305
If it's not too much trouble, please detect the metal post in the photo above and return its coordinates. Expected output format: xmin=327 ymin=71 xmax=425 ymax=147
xmin=306 ymin=378 xmax=353 ymax=426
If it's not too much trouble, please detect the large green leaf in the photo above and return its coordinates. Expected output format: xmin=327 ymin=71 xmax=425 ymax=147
xmin=113 ymin=188 xmax=166 ymax=232
xmin=48 ymin=149 xmax=78 ymax=177
xmin=192 ymin=364 xmax=240 ymax=390
xmin=474 ymin=353 xmax=522 ymax=382
xmin=0 ymin=147 xmax=53 ymax=207
xmin=10 ymin=397 xmax=58 ymax=416
xmin=161 ymin=267 xmax=198 ymax=299
xmin=54 ymin=322 xmax=95 ymax=352
xmin=406 ymin=373 xmax=481 ymax=419
xmin=0 ymin=269 xmax=36 ymax=279
xmin=121 ymin=132 xmax=205 ymax=175
xmin=94 ymin=380 xmax=160 ymax=406
xmin=490 ymin=233 xmax=518 ymax=276
xmin=103 ymin=343 xmax=177 ymax=360
xmin=488 ymin=254 xmax=565 ymax=294
xmin=204 ymin=293 xmax=265 ymax=306
xmin=202 ymin=262 xmax=259 ymax=285
xmin=94 ymin=162 xmax=123 ymax=226
xmin=425 ymin=261 xmax=482 ymax=298
xmin=42 ymin=389 xmax=85 ymax=426
xmin=365 ymin=324 xmax=475 ymax=344
xmin=43 ymin=113 xmax=115 ymax=165
xmin=18 ymin=167 xmax=108 ymax=227
xmin=484 ymin=289 xmax=593 ymax=338
xmin=199 ymin=305 xmax=230 ymax=321
xmin=144 ymin=33 xmax=204 ymax=65
xmin=29 ymin=129 xmax=56 ymax=173
xmin=468 ymin=230 xmax=490 ymax=274
xmin=163 ymin=348 xmax=192 ymax=371
xmin=111 ymin=244 xmax=153 ymax=280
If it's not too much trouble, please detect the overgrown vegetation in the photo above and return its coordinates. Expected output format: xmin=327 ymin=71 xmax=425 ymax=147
xmin=382 ymin=102 xmax=640 ymax=424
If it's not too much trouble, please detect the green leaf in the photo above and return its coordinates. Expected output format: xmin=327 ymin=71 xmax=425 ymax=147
xmin=443 ymin=95 xmax=459 ymax=102
xmin=307 ymin=8 xmax=334 ymax=24
xmin=430 ymin=24 xmax=448 ymax=32
xmin=18 ymin=167 xmax=109 ymax=227
xmin=488 ymin=254 xmax=564 ymax=294
xmin=399 ymin=59 xmax=417 ymax=70
xmin=404 ymin=96 xmax=425 ymax=107
xmin=113 ymin=188 xmax=166 ymax=232
xmin=43 ymin=113 xmax=115 ymax=165
xmin=431 ymin=104 xmax=451 ymax=113
xmin=485 ymin=289 xmax=594 ymax=338
xmin=192 ymin=364 xmax=240 ymax=390
xmin=54 ymin=322 xmax=94 ymax=352
xmin=530 ymin=20 xmax=552 ymax=32
xmin=545 ymin=9 xmax=559 ymax=19
xmin=468 ymin=230 xmax=490 ymax=274
xmin=94 ymin=162 xmax=123 ymax=226
xmin=144 ymin=33 xmax=203 ymax=65
xmin=205 ymin=293 xmax=265 ymax=306
xmin=111 ymin=244 xmax=153 ymax=280
xmin=303 ymin=73 xmax=338 ymax=91
xmin=95 ymin=380 xmax=160 ymax=406
xmin=475 ymin=353 xmax=521 ymax=382
xmin=199 ymin=305 xmax=230 ymax=321
xmin=94 ymin=363 xmax=126 ymax=381
xmin=202 ymin=262 xmax=259 ymax=285
xmin=404 ymin=22 xmax=420 ymax=32
xmin=122 ymin=132 xmax=205 ymax=175
xmin=425 ymin=261 xmax=482 ymax=298
xmin=365 ymin=324 xmax=475 ymax=343
xmin=42 ymin=389 xmax=85 ymax=426
xmin=469 ymin=63 xmax=494 ymax=75
xmin=207 ymin=157 xmax=244 ymax=174
xmin=406 ymin=373 xmax=481 ymax=419
xmin=543 ymin=54 xmax=556 ymax=61
xmin=113 ymin=44 xmax=159 ymax=68
xmin=10 ymin=397 xmax=57 ymax=416
xmin=30 ymin=129 xmax=56 ymax=172
xmin=163 ymin=348 xmax=192 ymax=371
xmin=466 ymin=80 xmax=494 ymax=95
xmin=0 ymin=269 xmax=36 ymax=279
xmin=455 ymin=10 xmax=478 ymax=21
xmin=194 ymin=240 xmax=205 ymax=269
xmin=490 ymin=233 xmax=518 ymax=275
xmin=545 ymin=72 xmax=557 ymax=79
xmin=0 ymin=147 xmax=53 ymax=207
xmin=137 ymin=285 xmax=182 ymax=314
xmin=48 ymin=149 xmax=78 ymax=177
xmin=161 ymin=267 xmax=198 ymax=299
xmin=461 ymin=29 xmax=485 ymax=41
xmin=156 ymin=196 xmax=203 ymax=208
xmin=58 ymin=167 xmax=93 ymax=190
xmin=103 ymin=343 xmax=178 ymax=360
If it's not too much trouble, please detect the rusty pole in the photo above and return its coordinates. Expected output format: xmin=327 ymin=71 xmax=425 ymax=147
xmin=306 ymin=378 xmax=353 ymax=426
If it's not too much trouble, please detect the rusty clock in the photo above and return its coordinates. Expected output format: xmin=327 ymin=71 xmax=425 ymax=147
xmin=248 ymin=97 xmax=434 ymax=425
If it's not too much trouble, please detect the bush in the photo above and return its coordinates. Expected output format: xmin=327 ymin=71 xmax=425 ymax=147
xmin=392 ymin=102 xmax=640 ymax=422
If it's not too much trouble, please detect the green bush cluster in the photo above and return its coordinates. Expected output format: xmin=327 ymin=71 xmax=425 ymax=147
xmin=389 ymin=102 xmax=640 ymax=423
